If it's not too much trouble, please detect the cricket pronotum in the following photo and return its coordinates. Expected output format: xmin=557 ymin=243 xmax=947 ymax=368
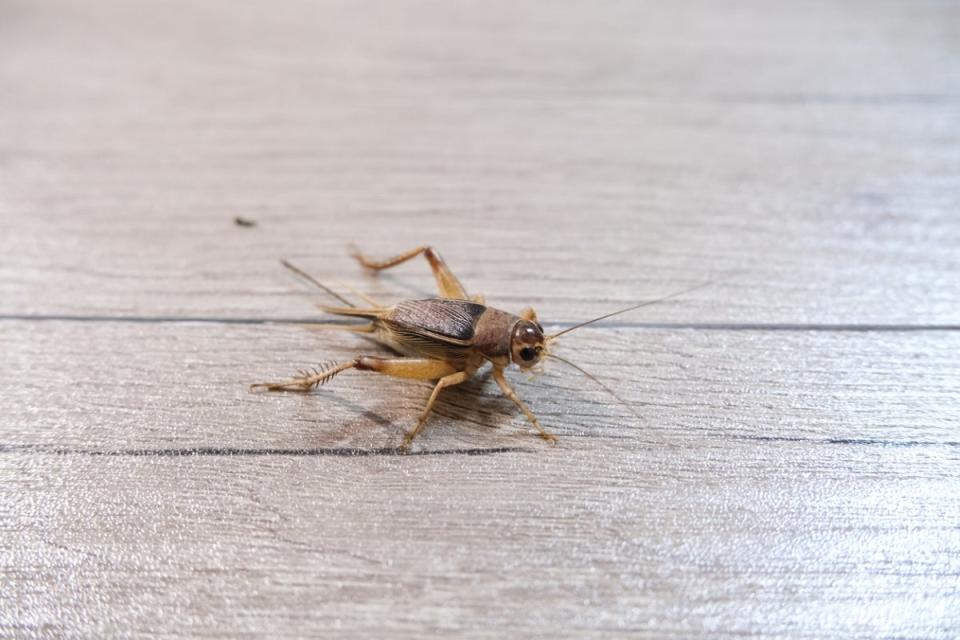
xmin=252 ymin=246 xmax=711 ymax=450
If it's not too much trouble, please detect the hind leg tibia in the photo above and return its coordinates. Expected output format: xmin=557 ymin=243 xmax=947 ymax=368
xmin=251 ymin=360 xmax=359 ymax=392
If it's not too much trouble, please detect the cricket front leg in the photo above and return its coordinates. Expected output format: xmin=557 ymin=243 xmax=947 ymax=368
xmin=349 ymin=245 xmax=470 ymax=300
xmin=492 ymin=367 xmax=557 ymax=443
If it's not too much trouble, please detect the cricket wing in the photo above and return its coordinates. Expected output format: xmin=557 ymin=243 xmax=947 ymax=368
xmin=385 ymin=299 xmax=487 ymax=345
xmin=377 ymin=323 xmax=475 ymax=362
xmin=374 ymin=299 xmax=488 ymax=361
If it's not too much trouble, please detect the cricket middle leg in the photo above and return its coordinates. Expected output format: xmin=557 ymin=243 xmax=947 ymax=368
xmin=350 ymin=245 xmax=470 ymax=300
xmin=492 ymin=367 xmax=557 ymax=443
xmin=352 ymin=356 xmax=475 ymax=449
xmin=401 ymin=369 xmax=473 ymax=450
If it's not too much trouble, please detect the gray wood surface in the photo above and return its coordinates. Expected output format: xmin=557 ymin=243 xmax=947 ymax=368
xmin=2 ymin=0 xmax=958 ymax=638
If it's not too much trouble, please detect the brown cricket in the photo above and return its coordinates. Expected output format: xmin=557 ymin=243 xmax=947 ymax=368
xmin=253 ymin=245 xmax=707 ymax=450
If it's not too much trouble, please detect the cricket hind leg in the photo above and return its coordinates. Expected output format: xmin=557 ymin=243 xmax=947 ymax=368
xmin=252 ymin=355 xmax=473 ymax=450
xmin=251 ymin=360 xmax=359 ymax=392
xmin=251 ymin=355 xmax=457 ymax=392
xmin=353 ymin=356 xmax=474 ymax=449
xmin=492 ymin=367 xmax=557 ymax=443
xmin=349 ymin=245 xmax=470 ymax=300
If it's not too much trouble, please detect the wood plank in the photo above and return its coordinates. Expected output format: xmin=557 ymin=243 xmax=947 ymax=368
xmin=3 ymin=0 xmax=959 ymax=637
xmin=2 ymin=322 xmax=958 ymax=637
xmin=1 ymin=0 xmax=958 ymax=324
xmin=2 ymin=321 xmax=958 ymax=449
xmin=3 ymin=447 xmax=958 ymax=638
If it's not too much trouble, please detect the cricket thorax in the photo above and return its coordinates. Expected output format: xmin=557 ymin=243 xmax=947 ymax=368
xmin=472 ymin=307 xmax=520 ymax=364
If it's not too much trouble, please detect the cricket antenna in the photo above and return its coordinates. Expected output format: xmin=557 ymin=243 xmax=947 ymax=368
xmin=546 ymin=353 xmax=643 ymax=421
xmin=546 ymin=279 xmax=719 ymax=340
xmin=281 ymin=259 xmax=356 ymax=308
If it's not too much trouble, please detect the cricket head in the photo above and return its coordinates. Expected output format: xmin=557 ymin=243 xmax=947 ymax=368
xmin=510 ymin=307 xmax=546 ymax=369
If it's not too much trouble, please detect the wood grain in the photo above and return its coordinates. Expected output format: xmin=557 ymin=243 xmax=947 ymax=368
xmin=2 ymin=322 xmax=959 ymax=637
xmin=1 ymin=0 xmax=958 ymax=324
xmin=2 ymin=0 xmax=959 ymax=638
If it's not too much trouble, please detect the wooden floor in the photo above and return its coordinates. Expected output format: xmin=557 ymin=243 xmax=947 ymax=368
xmin=2 ymin=1 xmax=959 ymax=637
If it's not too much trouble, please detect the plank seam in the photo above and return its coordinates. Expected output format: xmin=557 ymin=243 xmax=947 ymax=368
xmin=0 ymin=444 xmax=530 ymax=457
xmin=1 ymin=314 xmax=958 ymax=332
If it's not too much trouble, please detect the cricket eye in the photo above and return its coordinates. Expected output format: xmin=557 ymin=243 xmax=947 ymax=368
xmin=519 ymin=347 xmax=536 ymax=362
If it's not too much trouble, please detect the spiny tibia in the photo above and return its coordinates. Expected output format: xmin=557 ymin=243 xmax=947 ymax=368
xmin=297 ymin=360 xmax=352 ymax=390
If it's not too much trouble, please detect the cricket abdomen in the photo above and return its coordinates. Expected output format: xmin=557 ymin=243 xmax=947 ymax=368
xmin=373 ymin=298 xmax=519 ymax=367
